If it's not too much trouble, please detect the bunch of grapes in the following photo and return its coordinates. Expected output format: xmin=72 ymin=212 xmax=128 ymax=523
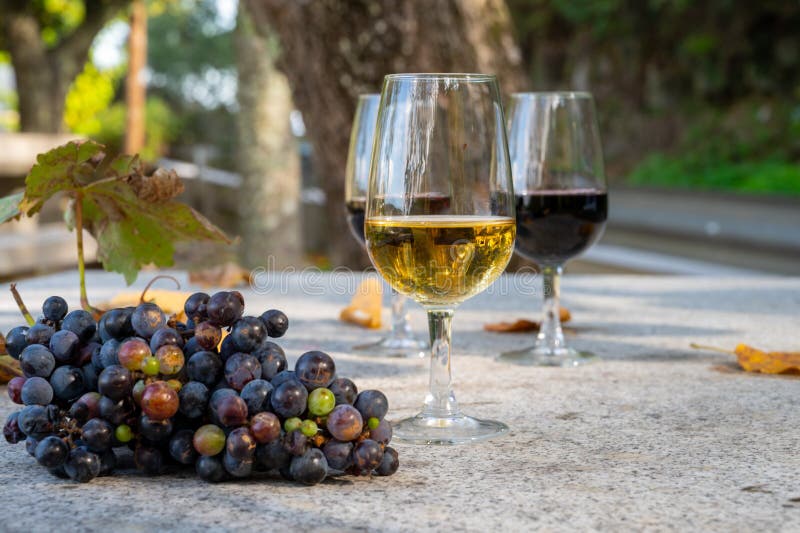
xmin=3 ymin=291 xmax=399 ymax=485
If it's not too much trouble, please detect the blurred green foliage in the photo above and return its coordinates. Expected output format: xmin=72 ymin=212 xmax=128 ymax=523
xmin=507 ymin=1 xmax=800 ymax=195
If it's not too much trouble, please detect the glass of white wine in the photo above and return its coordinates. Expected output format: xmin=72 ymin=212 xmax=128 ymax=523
xmin=366 ymin=74 xmax=516 ymax=444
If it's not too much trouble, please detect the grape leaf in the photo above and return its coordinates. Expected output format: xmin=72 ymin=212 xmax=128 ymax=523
xmin=17 ymin=139 xmax=231 ymax=284
xmin=0 ymin=192 xmax=23 ymax=224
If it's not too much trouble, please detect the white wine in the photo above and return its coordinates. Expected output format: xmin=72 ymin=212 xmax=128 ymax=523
xmin=365 ymin=216 xmax=515 ymax=307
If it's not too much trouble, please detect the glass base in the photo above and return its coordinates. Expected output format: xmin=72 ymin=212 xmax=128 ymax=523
xmin=352 ymin=335 xmax=427 ymax=358
xmin=392 ymin=412 xmax=509 ymax=445
xmin=497 ymin=346 xmax=597 ymax=367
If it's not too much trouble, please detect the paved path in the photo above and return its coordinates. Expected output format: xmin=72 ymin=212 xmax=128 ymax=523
xmin=1 ymin=270 xmax=799 ymax=532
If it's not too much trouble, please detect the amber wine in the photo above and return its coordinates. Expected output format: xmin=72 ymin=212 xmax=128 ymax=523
xmin=365 ymin=216 xmax=515 ymax=306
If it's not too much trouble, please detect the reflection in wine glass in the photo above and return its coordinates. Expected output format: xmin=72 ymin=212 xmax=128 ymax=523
xmin=366 ymin=74 xmax=516 ymax=444
xmin=345 ymin=94 xmax=427 ymax=358
xmin=499 ymin=92 xmax=608 ymax=367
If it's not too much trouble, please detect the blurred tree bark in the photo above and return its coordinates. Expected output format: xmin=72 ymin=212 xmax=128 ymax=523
xmin=235 ymin=6 xmax=302 ymax=269
xmin=0 ymin=0 xmax=129 ymax=133
xmin=243 ymin=0 xmax=526 ymax=268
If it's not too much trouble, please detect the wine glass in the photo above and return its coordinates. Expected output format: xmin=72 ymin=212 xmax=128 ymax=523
xmin=498 ymin=92 xmax=608 ymax=367
xmin=345 ymin=94 xmax=427 ymax=358
xmin=366 ymin=74 xmax=516 ymax=444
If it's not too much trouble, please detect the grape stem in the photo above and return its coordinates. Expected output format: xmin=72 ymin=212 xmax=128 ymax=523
xmin=9 ymin=283 xmax=35 ymax=326
xmin=139 ymin=274 xmax=181 ymax=304
xmin=74 ymin=191 xmax=99 ymax=315
xmin=689 ymin=342 xmax=736 ymax=356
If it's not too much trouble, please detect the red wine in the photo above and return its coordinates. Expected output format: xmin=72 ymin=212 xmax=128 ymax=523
xmin=346 ymin=199 xmax=366 ymax=244
xmin=514 ymin=190 xmax=608 ymax=265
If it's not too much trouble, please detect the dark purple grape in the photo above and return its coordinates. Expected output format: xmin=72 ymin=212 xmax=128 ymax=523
xmin=5 ymin=326 xmax=29 ymax=360
xmin=224 ymin=352 xmax=262 ymax=391
xmin=294 ymin=351 xmax=335 ymax=391
xmin=82 ymin=418 xmax=113 ymax=452
xmin=326 ymin=404 xmax=363 ymax=442
xmin=98 ymin=339 xmax=120 ymax=368
xmin=208 ymin=388 xmax=237 ymax=423
xmin=42 ymin=296 xmax=68 ymax=322
xmin=8 ymin=376 xmax=24 ymax=404
xmin=290 ymin=448 xmax=328 ymax=485
xmin=250 ymin=412 xmax=281 ymax=444
xmin=354 ymin=390 xmax=389 ymax=421
xmin=99 ymin=308 xmax=134 ymax=341
xmin=81 ymin=364 xmax=98 ymax=392
xmin=76 ymin=341 xmax=100 ymax=367
xmin=49 ymin=330 xmax=79 ymax=364
xmin=270 ymin=370 xmax=298 ymax=388
xmin=183 ymin=337 xmax=203 ymax=358
xmin=260 ymin=309 xmax=289 ymax=338
xmin=21 ymin=376 xmax=53 ymax=405
xmin=375 ymin=446 xmax=399 ymax=476
xmin=230 ymin=316 xmax=267 ymax=352
xmin=134 ymin=445 xmax=164 ymax=475
xmin=98 ymin=449 xmax=117 ymax=476
xmin=329 ymin=377 xmax=358 ymax=405
xmin=139 ymin=415 xmax=174 ymax=443
xmin=178 ymin=381 xmax=209 ymax=418
xmin=98 ymin=396 xmax=134 ymax=425
xmin=149 ymin=327 xmax=184 ymax=353
xmin=4 ymin=412 xmax=25 ymax=444
xmin=62 ymin=310 xmax=96 ymax=342
xmin=216 ymin=395 xmax=249 ymax=427
xmin=282 ymin=429 xmax=309 ymax=456
xmin=19 ymin=344 xmax=55 ymax=378
xmin=223 ymin=452 xmax=253 ymax=478
xmin=253 ymin=342 xmax=287 ymax=380
xmin=50 ymin=365 xmax=86 ymax=402
xmin=256 ymin=439 xmax=291 ymax=471
xmin=226 ymin=427 xmax=256 ymax=460
xmin=70 ymin=392 xmax=101 ymax=423
xmin=65 ymin=446 xmax=101 ymax=482
xmin=218 ymin=335 xmax=237 ymax=362
xmin=369 ymin=419 xmax=393 ymax=445
xmin=35 ymin=435 xmax=69 ymax=468
xmin=353 ymin=439 xmax=383 ymax=474
xmin=169 ymin=430 xmax=198 ymax=465
xmin=186 ymin=351 xmax=222 ymax=387
xmin=184 ymin=292 xmax=210 ymax=321
xmin=206 ymin=291 xmax=244 ymax=327
xmin=322 ymin=439 xmax=353 ymax=471
xmin=196 ymin=455 xmax=226 ymax=482
xmin=97 ymin=365 xmax=133 ymax=401
xmin=270 ymin=380 xmax=308 ymax=419
xmin=26 ymin=323 xmax=55 ymax=346
xmin=240 ymin=379 xmax=273 ymax=416
xmin=17 ymin=405 xmax=53 ymax=438
xmin=131 ymin=303 xmax=166 ymax=339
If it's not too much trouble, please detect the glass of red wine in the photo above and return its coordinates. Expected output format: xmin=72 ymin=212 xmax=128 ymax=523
xmin=498 ymin=92 xmax=608 ymax=367
xmin=345 ymin=94 xmax=427 ymax=358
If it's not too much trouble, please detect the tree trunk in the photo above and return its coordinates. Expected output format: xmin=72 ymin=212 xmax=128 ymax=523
xmin=124 ymin=0 xmax=147 ymax=153
xmin=234 ymin=7 xmax=302 ymax=269
xmin=244 ymin=0 xmax=526 ymax=268
xmin=0 ymin=0 xmax=129 ymax=133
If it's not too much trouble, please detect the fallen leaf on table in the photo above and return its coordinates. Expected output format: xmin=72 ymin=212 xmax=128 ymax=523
xmin=103 ymin=290 xmax=190 ymax=322
xmin=340 ymin=278 xmax=382 ymax=329
xmin=691 ymin=343 xmax=800 ymax=375
xmin=189 ymin=262 xmax=250 ymax=288
xmin=0 ymin=355 xmax=22 ymax=383
xmin=484 ymin=307 xmax=571 ymax=333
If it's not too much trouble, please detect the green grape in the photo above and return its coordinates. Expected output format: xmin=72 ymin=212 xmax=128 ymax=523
xmin=193 ymin=424 xmax=226 ymax=456
xmin=142 ymin=356 xmax=160 ymax=376
xmin=115 ymin=424 xmax=133 ymax=443
xmin=300 ymin=420 xmax=318 ymax=437
xmin=307 ymin=388 xmax=336 ymax=417
xmin=284 ymin=417 xmax=302 ymax=433
xmin=368 ymin=417 xmax=380 ymax=430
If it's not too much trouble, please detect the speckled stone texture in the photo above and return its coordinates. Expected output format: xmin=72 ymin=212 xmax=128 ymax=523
xmin=1 ymin=271 xmax=799 ymax=532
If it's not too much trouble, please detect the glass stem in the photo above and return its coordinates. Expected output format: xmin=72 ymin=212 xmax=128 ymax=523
xmin=535 ymin=265 xmax=565 ymax=353
xmin=422 ymin=309 xmax=459 ymax=418
xmin=389 ymin=288 xmax=413 ymax=339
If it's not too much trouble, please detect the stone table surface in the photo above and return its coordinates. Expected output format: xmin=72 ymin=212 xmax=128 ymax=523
xmin=1 ymin=270 xmax=799 ymax=532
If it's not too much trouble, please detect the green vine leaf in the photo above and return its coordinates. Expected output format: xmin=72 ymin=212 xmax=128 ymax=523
xmin=0 ymin=192 xmax=23 ymax=224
